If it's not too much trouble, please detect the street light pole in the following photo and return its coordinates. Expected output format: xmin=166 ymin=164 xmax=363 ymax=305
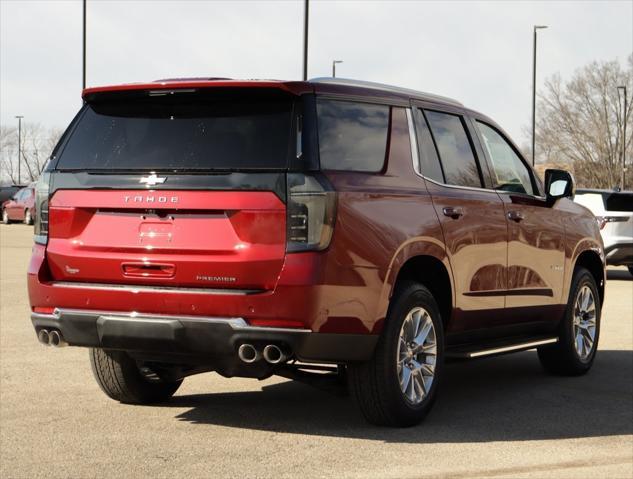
xmin=618 ymin=85 xmax=628 ymax=190
xmin=82 ymin=0 xmax=86 ymax=90
xmin=302 ymin=0 xmax=309 ymax=81
xmin=531 ymin=25 xmax=548 ymax=166
xmin=15 ymin=116 xmax=23 ymax=185
xmin=332 ymin=60 xmax=343 ymax=78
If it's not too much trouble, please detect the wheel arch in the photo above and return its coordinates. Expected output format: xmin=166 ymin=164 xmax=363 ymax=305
xmin=393 ymin=255 xmax=453 ymax=331
xmin=573 ymin=248 xmax=605 ymax=305
xmin=378 ymin=240 xmax=454 ymax=333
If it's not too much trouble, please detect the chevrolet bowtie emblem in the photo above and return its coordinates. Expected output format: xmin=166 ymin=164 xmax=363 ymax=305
xmin=140 ymin=174 xmax=167 ymax=186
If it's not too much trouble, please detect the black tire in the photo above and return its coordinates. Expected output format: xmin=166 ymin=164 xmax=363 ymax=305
xmin=348 ymin=281 xmax=444 ymax=427
xmin=24 ymin=209 xmax=33 ymax=225
xmin=2 ymin=209 xmax=9 ymax=224
xmin=628 ymin=266 xmax=633 ymax=277
xmin=538 ymin=267 xmax=601 ymax=375
xmin=89 ymin=348 xmax=182 ymax=404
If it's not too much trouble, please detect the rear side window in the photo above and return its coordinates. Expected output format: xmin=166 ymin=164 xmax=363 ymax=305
xmin=56 ymin=91 xmax=294 ymax=171
xmin=413 ymin=109 xmax=444 ymax=183
xmin=317 ymin=100 xmax=389 ymax=172
xmin=424 ymin=110 xmax=482 ymax=188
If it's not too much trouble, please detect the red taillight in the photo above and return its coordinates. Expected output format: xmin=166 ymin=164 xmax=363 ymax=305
xmin=286 ymin=173 xmax=337 ymax=252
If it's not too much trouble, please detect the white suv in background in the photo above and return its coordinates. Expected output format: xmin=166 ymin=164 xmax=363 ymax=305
xmin=574 ymin=189 xmax=633 ymax=275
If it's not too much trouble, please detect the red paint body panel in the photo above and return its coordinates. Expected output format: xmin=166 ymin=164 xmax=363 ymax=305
xmin=28 ymin=243 xmax=326 ymax=330
xmin=46 ymin=190 xmax=286 ymax=290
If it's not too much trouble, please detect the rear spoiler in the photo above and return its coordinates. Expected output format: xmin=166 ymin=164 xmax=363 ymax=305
xmin=82 ymin=80 xmax=313 ymax=102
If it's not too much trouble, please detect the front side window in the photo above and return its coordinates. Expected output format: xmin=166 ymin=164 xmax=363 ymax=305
xmin=317 ymin=100 xmax=389 ymax=172
xmin=424 ymin=110 xmax=482 ymax=188
xmin=477 ymin=122 xmax=534 ymax=195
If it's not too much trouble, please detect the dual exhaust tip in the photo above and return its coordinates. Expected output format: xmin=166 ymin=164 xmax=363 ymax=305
xmin=238 ymin=343 xmax=288 ymax=364
xmin=37 ymin=329 xmax=67 ymax=347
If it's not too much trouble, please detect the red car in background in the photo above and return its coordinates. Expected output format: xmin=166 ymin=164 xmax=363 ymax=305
xmin=2 ymin=185 xmax=36 ymax=225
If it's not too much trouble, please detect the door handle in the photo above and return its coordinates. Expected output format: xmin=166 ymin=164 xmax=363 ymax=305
xmin=507 ymin=210 xmax=525 ymax=222
xmin=443 ymin=207 xmax=464 ymax=219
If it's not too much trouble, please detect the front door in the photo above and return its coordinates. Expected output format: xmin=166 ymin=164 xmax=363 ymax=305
xmin=472 ymin=120 xmax=565 ymax=322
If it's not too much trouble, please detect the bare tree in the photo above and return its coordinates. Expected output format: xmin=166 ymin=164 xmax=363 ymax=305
xmin=0 ymin=124 xmax=63 ymax=184
xmin=534 ymin=55 xmax=633 ymax=190
xmin=0 ymin=126 xmax=18 ymax=184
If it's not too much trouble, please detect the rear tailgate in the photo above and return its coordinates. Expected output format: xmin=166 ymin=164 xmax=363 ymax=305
xmin=46 ymin=188 xmax=286 ymax=291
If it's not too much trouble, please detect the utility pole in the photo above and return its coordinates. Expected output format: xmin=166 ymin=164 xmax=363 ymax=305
xmin=618 ymin=85 xmax=628 ymax=190
xmin=82 ymin=0 xmax=87 ymax=90
xmin=332 ymin=60 xmax=343 ymax=78
xmin=15 ymin=116 xmax=23 ymax=185
xmin=302 ymin=0 xmax=309 ymax=81
xmin=531 ymin=25 xmax=548 ymax=166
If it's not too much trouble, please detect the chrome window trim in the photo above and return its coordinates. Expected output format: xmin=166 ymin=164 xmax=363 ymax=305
xmin=406 ymin=109 xmax=421 ymax=176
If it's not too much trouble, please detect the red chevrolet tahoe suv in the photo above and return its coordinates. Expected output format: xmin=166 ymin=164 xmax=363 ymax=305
xmin=28 ymin=78 xmax=605 ymax=426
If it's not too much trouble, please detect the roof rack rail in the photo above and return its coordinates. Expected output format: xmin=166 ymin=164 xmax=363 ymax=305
xmin=309 ymin=77 xmax=462 ymax=106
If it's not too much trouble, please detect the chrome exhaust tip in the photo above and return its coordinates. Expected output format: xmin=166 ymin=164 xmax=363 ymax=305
xmin=37 ymin=329 xmax=50 ymax=346
xmin=238 ymin=343 xmax=260 ymax=363
xmin=263 ymin=344 xmax=287 ymax=364
xmin=48 ymin=330 xmax=67 ymax=348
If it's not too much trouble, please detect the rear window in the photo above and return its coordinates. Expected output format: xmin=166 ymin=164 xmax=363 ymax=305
xmin=604 ymin=192 xmax=633 ymax=212
xmin=317 ymin=100 xmax=389 ymax=172
xmin=56 ymin=90 xmax=294 ymax=171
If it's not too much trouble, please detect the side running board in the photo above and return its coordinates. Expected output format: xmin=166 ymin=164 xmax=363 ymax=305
xmin=447 ymin=337 xmax=558 ymax=359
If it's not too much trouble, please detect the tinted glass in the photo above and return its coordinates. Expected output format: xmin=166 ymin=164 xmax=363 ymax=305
xmin=317 ymin=100 xmax=389 ymax=172
xmin=604 ymin=192 xmax=633 ymax=212
xmin=414 ymin=109 xmax=444 ymax=182
xmin=425 ymin=110 xmax=481 ymax=188
xmin=477 ymin=122 xmax=534 ymax=195
xmin=56 ymin=92 xmax=294 ymax=171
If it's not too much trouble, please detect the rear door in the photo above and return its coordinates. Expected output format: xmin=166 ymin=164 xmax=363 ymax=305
xmin=412 ymin=105 xmax=508 ymax=333
xmin=45 ymin=88 xmax=298 ymax=292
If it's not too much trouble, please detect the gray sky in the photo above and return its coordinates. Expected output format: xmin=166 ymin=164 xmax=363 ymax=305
xmin=1 ymin=0 xmax=632 ymax=145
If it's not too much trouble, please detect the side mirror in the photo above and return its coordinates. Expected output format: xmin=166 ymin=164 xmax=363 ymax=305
xmin=545 ymin=169 xmax=574 ymax=205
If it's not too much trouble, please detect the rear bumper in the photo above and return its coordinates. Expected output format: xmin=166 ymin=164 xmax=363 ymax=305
xmin=31 ymin=308 xmax=378 ymax=363
xmin=604 ymin=243 xmax=633 ymax=266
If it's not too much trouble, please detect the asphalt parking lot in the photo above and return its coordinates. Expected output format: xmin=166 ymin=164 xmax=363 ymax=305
xmin=1 ymin=224 xmax=631 ymax=479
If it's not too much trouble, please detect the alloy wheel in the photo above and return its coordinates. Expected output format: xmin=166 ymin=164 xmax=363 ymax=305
xmin=572 ymin=285 xmax=597 ymax=360
xmin=397 ymin=306 xmax=437 ymax=405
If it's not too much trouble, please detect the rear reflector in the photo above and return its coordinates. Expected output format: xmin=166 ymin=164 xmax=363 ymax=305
xmin=33 ymin=307 xmax=55 ymax=314
xmin=248 ymin=319 xmax=307 ymax=329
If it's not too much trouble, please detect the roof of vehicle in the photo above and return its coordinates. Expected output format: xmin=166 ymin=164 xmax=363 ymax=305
xmin=81 ymin=77 xmax=463 ymax=107
xmin=576 ymin=188 xmax=631 ymax=194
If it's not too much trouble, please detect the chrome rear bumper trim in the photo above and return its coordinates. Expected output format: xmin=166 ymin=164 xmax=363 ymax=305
xmin=33 ymin=308 xmax=312 ymax=334
xmin=49 ymin=281 xmax=263 ymax=296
